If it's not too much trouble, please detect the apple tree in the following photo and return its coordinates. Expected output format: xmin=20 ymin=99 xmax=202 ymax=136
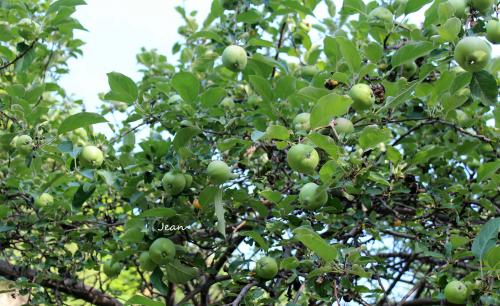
xmin=0 ymin=0 xmax=499 ymax=305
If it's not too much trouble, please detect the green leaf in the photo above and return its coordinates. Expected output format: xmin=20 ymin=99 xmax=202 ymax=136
xmin=364 ymin=42 xmax=383 ymax=63
xmin=47 ymin=0 xmax=86 ymax=14
xmin=104 ymin=72 xmax=138 ymax=103
xmin=307 ymin=133 xmax=341 ymax=158
xmin=471 ymin=217 xmax=500 ymax=261
xmin=484 ymin=246 xmax=500 ymax=268
xmin=125 ymin=295 xmax=164 ymax=306
xmin=335 ymin=36 xmax=361 ymax=72
xmin=477 ymin=161 xmax=500 ymax=182
xmin=164 ymin=260 xmax=198 ymax=284
xmin=173 ymin=127 xmax=201 ymax=151
xmin=139 ymin=208 xmax=176 ymax=218
xmin=150 ymin=268 xmax=169 ymax=295
xmin=236 ymin=9 xmax=261 ymax=24
xmin=240 ymin=231 xmax=269 ymax=251
xmin=391 ymin=42 xmax=434 ymax=67
xmin=470 ymin=71 xmax=497 ymax=105
xmin=310 ymin=94 xmax=352 ymax=128
xmin=189 ymin=30 xmax=223 ymax=43
xmin=172 ymin=72 xmax=200 ymax=103
xmin=57 ymin=112 xmax=107 ymax=135
xmin=249 ymin=75 xmax=273 ymax=101
xmin=72 ymin=183 xmax=95 ymax=209
xmin=438 ymin=17 xmax=461 ymax=41
xmin=275 ymin=75 xmax=296 ymax=99
xmin=265 ymin=125 xmax=290 ymax=140
xmin=405 ymin=0 xmax=432 ymax=14
xmin=358 ymin=125 xmax=392 ymax=150
xmin=200 ymin=87 xmax=226 ymax=107
xmin=293 ymin=226 xmax=337 ymax=262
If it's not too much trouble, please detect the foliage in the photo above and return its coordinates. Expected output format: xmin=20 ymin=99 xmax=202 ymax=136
xmin=0 ymin=0 xmax=499 ymax=305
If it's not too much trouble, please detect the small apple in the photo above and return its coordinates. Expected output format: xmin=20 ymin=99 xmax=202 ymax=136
xmin=207 ymin=160 xmax=235 ymax=184
xmin=220 ymin=97 xmax=235 ymax=109
xmin=184 ymin=174 xmax=193 ymax=188
xmin=80 ymin=145 xmax=104 ymax=168
xmin=448 ymin=0 xmax=468 ymax=18
xmin=255 ymin=256 xmax=278 ymax=280
xmin=454 ymin=37 xmax=491 ymax=72
xmin=471 ymin=0 xmax=494 ymax=13
xmin=334 ymin=118 xmax=354 ymax=135
xmin=9 ymin=135 xmax=19 ymax=149
xmin=486 ymin=20 xmax=500 ymax=44
xmin=149 ymin=238 xmax=176 ymax=265
xmin=15 ymin=135 xmax=33 ymax=154
xmin=368 ymin=7 xmax=394 ymax=25
xmin=299 ymin=182 xmax=328 ymax=209
xmin=222 ymin=45 xmax=247 ymax=72
xmin=162 ymin=171 xmax=186 ymax=195
xmin=139 ymin=251 xmax=157 ymax=272
xmin=287 ymin=144 xmax=319 ymax=174
xmin=349 ymin=84 xmax=375 ymax=111
xmin=298 ymin=65 xmax=318 ymax=80
xmin=293 ymin=113 xmax=311 ymax=131
xmin=401 ymin=61 xmax=418 ymax=78
xmin=299 ymin=20 xmax=312 ymax=32
xmin=444 ymin=280 xmax=469 ymax=304
xmin=103 ymin=260 xmax=123 ymax=278
xmin=35 ymin=193 xmax=54 ymax=206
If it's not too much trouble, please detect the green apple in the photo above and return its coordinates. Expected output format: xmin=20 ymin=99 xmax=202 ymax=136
xmin=184 ymin=174 xmax=193 ymax=188
xmin=16 ymin=135 xmax=33 ymax=154
xmin=9 ymin=135 xmax=19 ymax=149
xmin=149 ymin=238 xmax=176 ymax=265
xmin=220 ymin=97 xmax=235 ymax=109
xmin=486 ymin=20 xmax=500 ymax=44
xmin=255 ymin=256 xmax=278 ymax=280
xmin=299 ymin=182 xmax=328 ymax=209
xmin=35 ymin=193 xmax=54 ymax=206
xmin=299 ymin=65 xmax=318 ymax=80
xmin=103 ymin=260 xmax=123 ymax=277
xmin=335 ymin=118 xmax=354 ymax=135
xmin=368 ymin=7 xmax=394 ymax=25
xmin=162 ymin=171 xmax=186 ymax=195
xmin=349 ymin=84 xmax=375 ymax=111
xmin=401 ymin=61 xmax=418 ymax=78
xmin=299 ymin=20 xmax=312 ymax=32
xmin=139 ymin=251 xmax=157 ymax=271
xmin=80 ymin=145 xmax=104 ymax=168
xmin=444 ymin=280 xmax=469 ymax=304
xmin=207 ymin=160 xmax=234 ymax=184
xmin=287 ymin=144 xmax=319 ymax=174
xmin=449 ymin=0 xmax=468 ymax=18
xmin=293 ymin=113 xmax=311 ymax=131
xmin=454 ymin=37 xmax=491 ymax=72
xmin=471 ymin=0 xmax=494 ymax=13
xmin=222 ymin=45 xmax=247 ymax=71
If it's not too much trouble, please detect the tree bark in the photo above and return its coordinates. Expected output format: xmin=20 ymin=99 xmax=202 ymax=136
xmin=0 ymin=260 xmax=122 ymax=306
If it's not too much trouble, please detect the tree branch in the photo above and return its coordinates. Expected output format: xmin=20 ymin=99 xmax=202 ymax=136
xmin=0 ymin=260 xmax=122 ymax=306
xmin=0 ymin=39 xmax=38 ymax=71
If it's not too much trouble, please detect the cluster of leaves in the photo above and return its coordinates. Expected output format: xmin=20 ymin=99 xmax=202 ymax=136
xmin=0 ymin=0 xmax=499 ymax=306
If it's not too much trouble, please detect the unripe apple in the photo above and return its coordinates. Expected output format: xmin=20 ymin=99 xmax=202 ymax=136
xmin=298 ymin=65 xmax=318 ymax=80
xmin=149 ymin=238 xmax=176 ymax=265
xmin=80 ymin=145 xmax=104 ymax=168
xmin=471 ymin=0 xmax=494 ymax=13
xmin=486 ymin=20 xmax=500 ymax=44
xmin=9 ymin=135 xmax=19 ymax=149
xmin=287 ymin=144 xmax=319 ymax=174
xmin=349 ymin=84 xmax=375 ymax=111
xmin=184 ymin=174 xmax=193 ymax=188
xmin=299 ymin=20 xmax=312 ymax=32
xmin=449 ymin=0 xmax=468 ymax=18
xmin=139 ymin=251 xmax=157 ymax=271
xmin=299 ymin=182 xmax=328 ymax=209
xmin=207 ymin=160 xmax=235 ymax=184
xmin=16 ymin=135 xmax=33 ymax=154
xmin=368 ymin=7 xmax=394 ymax=25
xmin=444 ymin=280 xmax=469 ymax=304
xmin=35 ymin=193 xmax=54 ymax=206
xmin=293 ymin=113 xmax=311 ymax=131
xmin=222 ymin=45 xmax=247 ymax=72
xmin=454 ymin=37 xmax=491 ymax=72
xmin=103 ymin=260 xmax=123 ymax=278
xmin=162 ymin=171 xmax=186 ymax=195
xmin=255 ymin=256 xmax=278 ymax=280
xmin=334 ymin=118 xmax=354 ymax=135
xmin=220 ymin=97 xmax=235 ymax=109
xmin=401 ymin=61 xmax=418 ymax=78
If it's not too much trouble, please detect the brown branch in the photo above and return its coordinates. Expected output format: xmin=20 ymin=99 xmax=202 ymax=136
xmin=175 ymin=275 xmax=231 ymax=306
xmin=271 ymin=19 xmax=287 ymax=78
xmin=0 ymin=39 xmax=38 ymax=71
xmin=0 ymin=259 xmax=122 ymax=306
xmin=230 ymin=281 xmax=257 ymax=306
